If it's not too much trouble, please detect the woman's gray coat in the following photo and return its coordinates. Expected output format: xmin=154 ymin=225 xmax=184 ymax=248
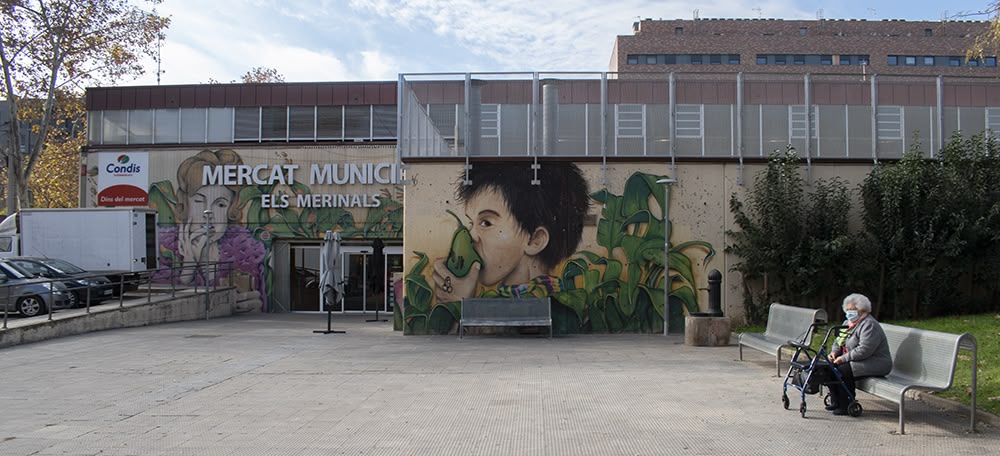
xmin=832 ymin=315 xmax=893 ymax=377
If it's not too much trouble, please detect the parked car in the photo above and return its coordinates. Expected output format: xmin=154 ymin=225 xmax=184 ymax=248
xmin=4 ymin=257 xmax=115 ymax=307
xmin=0 ymin=260 xmax=73 ymax=317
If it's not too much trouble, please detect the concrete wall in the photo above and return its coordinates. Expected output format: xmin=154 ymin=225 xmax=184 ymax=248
xmin=0 ymin=288 xmax=238 ymax=348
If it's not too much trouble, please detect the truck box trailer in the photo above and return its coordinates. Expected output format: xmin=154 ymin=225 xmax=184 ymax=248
xmin=0 ymin=208 xmax=158 ymax=273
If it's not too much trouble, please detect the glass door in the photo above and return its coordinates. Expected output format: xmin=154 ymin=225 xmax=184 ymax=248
xmin=342 ymin=251 xmax=372 ymax=312
xmin=289 ymin=244 xmax=321 ymax=311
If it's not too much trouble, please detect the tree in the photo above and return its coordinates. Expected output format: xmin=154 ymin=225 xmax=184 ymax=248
xmin=241 ymin=67 xmax=284 ymax=83
xmin=970 ymin=2 xmax=1000 ymax=60
xmin=0 ymin=0 xmax=169 ymax=214
xmin=207 ymin=67 xmax=285 ymax=84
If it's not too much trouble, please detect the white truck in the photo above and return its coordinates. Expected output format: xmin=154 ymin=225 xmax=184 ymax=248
xmin=0 ymin=208 xmax=158 ymax=277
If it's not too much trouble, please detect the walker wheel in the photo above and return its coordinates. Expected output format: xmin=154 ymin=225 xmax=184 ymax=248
xmin=848 ymin=402 xmax=863 ymax=417
xmin=823 ymin=394 xmax=832 ymax=407
xmin=782 ymin=394 xmax=789 ymax=410
xmin=799 ymin=402 xmax=807 ymax=418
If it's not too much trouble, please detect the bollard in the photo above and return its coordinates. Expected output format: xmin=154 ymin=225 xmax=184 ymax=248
xmin=707 ymin=269 xmax=723 ymax=317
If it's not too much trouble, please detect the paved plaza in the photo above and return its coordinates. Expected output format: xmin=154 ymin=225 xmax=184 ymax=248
xmin=0 ymin=313 xmax=996 ymax=455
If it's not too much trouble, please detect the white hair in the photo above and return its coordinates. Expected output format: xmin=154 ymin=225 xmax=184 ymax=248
xmin=843 ymin=293 xmax=872 ymax=313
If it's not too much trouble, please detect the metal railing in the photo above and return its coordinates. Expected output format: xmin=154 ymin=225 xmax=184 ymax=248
xmin=1 ymin=261 xmax=236 ymax=329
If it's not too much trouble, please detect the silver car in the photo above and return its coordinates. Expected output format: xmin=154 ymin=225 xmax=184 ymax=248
xmin=0 ymin=260 xmax=73 ymax=317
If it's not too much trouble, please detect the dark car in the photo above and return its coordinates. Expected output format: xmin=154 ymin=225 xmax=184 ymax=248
xmin=0 ymin=260 xmax=73 ymax=317
xmin=5 ymin=257 xmax=115 ymax=307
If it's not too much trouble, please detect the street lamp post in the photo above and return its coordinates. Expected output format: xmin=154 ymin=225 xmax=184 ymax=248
xmin=656 ymin=177 xmax=677 ymax=336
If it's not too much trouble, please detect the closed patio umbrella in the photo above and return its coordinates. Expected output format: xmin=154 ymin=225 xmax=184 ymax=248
xmin=314 ymin=230 xmax=345 ymax=334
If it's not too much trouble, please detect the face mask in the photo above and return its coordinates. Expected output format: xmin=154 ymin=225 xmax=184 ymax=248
xmin=845 ymin=310 xmax=860 ymax=322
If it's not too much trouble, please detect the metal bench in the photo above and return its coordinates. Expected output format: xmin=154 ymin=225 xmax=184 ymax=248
xmin=855 ymin=323 xmax=978 ymax=434
xmin=459 ymin=297 xmax=552 ymax=339
xmin=738 ymin=303 xmax=828 ymax=376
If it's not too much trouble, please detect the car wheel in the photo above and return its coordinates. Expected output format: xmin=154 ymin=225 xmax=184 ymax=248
xmin=17 ymin=295 xmax=46 ymax=317
xmin=68 ymin=292 xmax=81 ymax=308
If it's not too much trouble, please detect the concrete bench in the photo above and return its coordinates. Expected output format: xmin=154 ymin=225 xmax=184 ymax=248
xmin=459 ymin=297 xmax=551 ymax=339
xmin=855 ymin=323 xmax=978 ymax=434
xmin=738 ymin=303 xmax=828 ymax=376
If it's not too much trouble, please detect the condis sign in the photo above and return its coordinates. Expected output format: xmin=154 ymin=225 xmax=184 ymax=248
xmin=97 ymin=152 xmax=149 ymax=206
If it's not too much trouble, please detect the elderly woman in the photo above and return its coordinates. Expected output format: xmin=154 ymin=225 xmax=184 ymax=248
xmin=826 ymin=293 xmax=892 ymax=415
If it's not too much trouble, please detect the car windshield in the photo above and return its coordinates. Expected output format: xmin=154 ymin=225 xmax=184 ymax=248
xmin=39 ymin=258 xmax=85 ymax=274
xmin=1 ymin=261 xmax=34 ymax=279
xmin=9 ymin=259 xmax=50 ymax=277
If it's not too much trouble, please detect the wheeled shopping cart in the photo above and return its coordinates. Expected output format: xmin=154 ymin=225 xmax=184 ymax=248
xmin=781 ymin=323 xmax=863 ymax=418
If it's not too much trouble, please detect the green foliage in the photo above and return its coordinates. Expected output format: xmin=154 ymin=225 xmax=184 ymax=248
xmin=727 ymin=146 xmax=860 ymax=323
xmin=862 ymin=133 xmax=1000 ymax=319
xmin=565 ymin=172 xmax=715 ymax=333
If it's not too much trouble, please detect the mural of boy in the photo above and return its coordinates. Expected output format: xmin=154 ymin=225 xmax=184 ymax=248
xmin=432 ymin=162 xmax=590 ymax=300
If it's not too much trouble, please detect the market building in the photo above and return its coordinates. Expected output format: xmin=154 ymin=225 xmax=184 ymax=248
xmin=83 ymin=18 xmax=1000 ymax=334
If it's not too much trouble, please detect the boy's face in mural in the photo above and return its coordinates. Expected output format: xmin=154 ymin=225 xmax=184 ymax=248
xmin=188 ymin=185 xmax=234 ymax=242
xmin=466 ymin=188 xmax=548 ymax=286
xmin=433 ymin=186 xmax=549 ymax=302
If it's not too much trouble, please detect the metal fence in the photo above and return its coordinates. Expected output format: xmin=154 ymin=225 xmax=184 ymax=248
xmin=1 ymin=261 xmax=236 ymax=329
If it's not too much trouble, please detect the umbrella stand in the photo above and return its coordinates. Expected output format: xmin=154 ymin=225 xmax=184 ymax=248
xmin=314 ymin=286 xmax=345 ymax=334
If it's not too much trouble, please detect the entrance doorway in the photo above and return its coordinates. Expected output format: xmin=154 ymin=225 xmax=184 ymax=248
xmin=289 ymin=244 xmax=320 ymax=312
xmin=273 ymin=241 xmax=403 ymax=314
xmin=322 ymin=245 xmax=403 ymax=314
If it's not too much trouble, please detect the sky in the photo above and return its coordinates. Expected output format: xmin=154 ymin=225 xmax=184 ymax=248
xmin=127 ymin=0 xmax=997 ymax=86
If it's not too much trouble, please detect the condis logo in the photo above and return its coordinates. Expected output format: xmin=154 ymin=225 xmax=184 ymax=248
xmin=106 ymin=154 xmax=141 ymax=174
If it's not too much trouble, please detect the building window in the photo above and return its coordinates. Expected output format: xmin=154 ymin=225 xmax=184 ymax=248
xmin=627 ymin=55 xmax=638 ymax=65
xmin=260 ymin=107 xmax=287 ymax=141
xmin=288 ymin=106 xmax=315 ymax=140
xmin=923 ymin=56 xmax=935 ymax=66
xmin=877 ymin=106 xmax=903 ymax=140
xmin=729 ymin=54 xmax=741 ymax=64
xmin=756 ymin=55 xmax=767 ymax=65
xmin=839 ymin=55 xmax=852 ymax=65
xmin=234 ymin=107 xmax=260 ymax=141
xmin=616 ymin=104 xmax=644 ymax=138
xmin=790 ymin=106 xmax=818 ymax=139
xmin=950 ymin=56 xmax=962 ymax=66
xmin=793 ymin=55 xmax=805 ymax=65
xmin=675 ymin=104 xmax=703 ymax=138
xmin=820 ymin=55 xmax=832 ymax=65
xmin=710 ymin=54 xmax=722 ymax=65
xmin=675 ymin=27 xmax=683 ymax=35
xmin=481 ymin=104 xmax=499 ymax=138
xmin=987 ymin=108 xmax=1000 ymax=137
xmin=691 ymin=54 xmax=702 ymax=64
xmin=904 ymin=56 xmax=916 ymax=66
xmin=888 ymin=55 xmax=898 ymax=66
xmin=799 ymin=27 xmax=808 ymax=36
xmin=925 ymin=28 xmax=933 ymax=37
xmin=774 ymin=55 xmax=786 ymax=65
xmin=986 ymin=57 xmax=997 ymax=67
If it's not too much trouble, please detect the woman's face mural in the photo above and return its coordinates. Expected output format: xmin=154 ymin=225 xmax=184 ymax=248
xmin=187 ymin=184 xmax=235 ymax=243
